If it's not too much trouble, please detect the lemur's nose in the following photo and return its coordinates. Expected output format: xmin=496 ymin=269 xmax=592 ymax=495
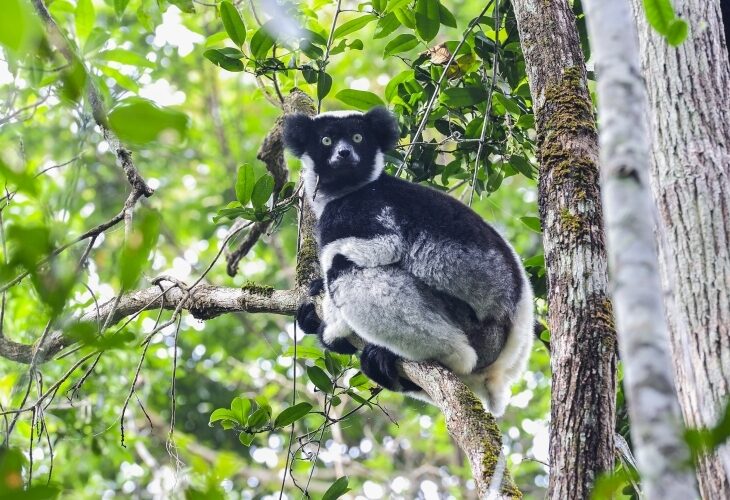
xmin=337 ymin=149 xmax=351 ymax=158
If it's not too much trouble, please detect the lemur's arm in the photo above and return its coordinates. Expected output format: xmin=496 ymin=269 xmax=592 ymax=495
xmin=320 ymin=234 xmax=403 ymax=270
xmin=296 ymin=279 xmax=357 ymax=355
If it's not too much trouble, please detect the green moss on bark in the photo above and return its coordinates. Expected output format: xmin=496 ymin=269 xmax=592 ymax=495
xmin=295 ymin=235 xmax=319 ymax=286
xmin=241 ymin=281 xmax=274 ymax=297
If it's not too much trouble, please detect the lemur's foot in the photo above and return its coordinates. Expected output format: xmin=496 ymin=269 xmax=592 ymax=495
xmin=320 ymin=336 xmax=358 ymax=355
xmin=296 ymin=302 xmax=321 ymax=335
xmin=360 ymin=344 xmax=421 ymax=392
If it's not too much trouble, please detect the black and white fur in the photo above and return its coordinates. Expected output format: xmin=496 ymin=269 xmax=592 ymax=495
xmin=284 ymin=108 xmax=534 ymax=416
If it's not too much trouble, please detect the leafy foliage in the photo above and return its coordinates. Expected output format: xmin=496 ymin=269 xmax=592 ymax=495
xmin=0 ymin=0 xmax=554 ymax=498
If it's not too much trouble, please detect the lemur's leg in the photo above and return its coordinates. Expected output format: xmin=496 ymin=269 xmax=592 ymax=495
xmin=328 ymin=265 xmax=479 ymax=391
xmin=296 ymin=280 xmax=357 ymax=355
xmin=360 ymin=344 xmax=422 ymax=392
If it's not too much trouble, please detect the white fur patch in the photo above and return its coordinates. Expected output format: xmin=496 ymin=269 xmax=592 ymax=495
xmin=321 ymin=293 xmax=352 ymax=343
xmin=329 ymin=140 xmax=360 ymax=164
xmin=314 ymin=110 xmax=363 ymax=119
xmin=320 ymin=234 xmax=403 ymax=270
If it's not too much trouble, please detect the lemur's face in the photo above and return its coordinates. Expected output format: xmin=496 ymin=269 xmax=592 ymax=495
xmin=283 ymin=107 xmax=399 ymax=190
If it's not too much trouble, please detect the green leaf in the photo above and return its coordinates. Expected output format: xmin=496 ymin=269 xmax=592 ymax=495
xmin=386 ymin=0 xmax=410 ymax=12
xmin=119 ymin=210 xmax=161 ymax=290
xmin=75 ymin=0 xmax=95 ymax=41
xmin=307 ymin=365 xmax=334 ymax=393
xmin=666 ymin=18 xmax=689 ymax=46
xmin=333 ymin=15 xmax=376 ymax=40
xmin=385 ymin=70 xmax=414 ymax=102
xmin=317 ymin=71 xmax=333 ymax=101
xmin=383 ymin=33 xmax=419 ymax=56
xmin=282 ymin=345 xmax=324 ymax=359
xmin=239 ymin=432 xmax=255 ymax=446
xmin=100 ymin=65 xmax=139 ymax=92
xmin=0 ymin=0 xmax=41 ymax=54
xmin=520 ymin=216 xmax=542 ymax=233
xmin=209 ymin=408 xmax=239 ymax=425
xmin=108 ymin=98 xmax=189 ymax=144
xmin=205 ymin=32 xmax=229 ymax=48
xmin=96 ymin=49 xmax=155 ymax=68
xmin=251 ymin=174 xmax=275 ymax=210
xmin=415 ymin=0 xmax=440 ymax=42
xmin=220 ymin=1 xmax=246 ymax=47
xmin=438 ymin=3 xmax=457 ymax=28
xmin=247 ymin=408 xmax=270 ymax=430
xmin=374 ymin=12 xmax=400 ymax=39
xmin=492 ymin=93 xmax=522 ymax=115
xmin=335 ymin=89 xmax=384 ymax=110
xmin=204 ymin=48 xmax=244 ymax=71
xmin=250 ymin=25 xmax=276 ymax=59
xmin=168 ymin=0 xmax=195 ymax=13
xmin=440 ymin=87 xmax=488 ymax=107
xmin=372 ymin=0 xmax=387 ymax=12
xmin=642 ymin=0 xmax=676 ymax=34
xmin=523 ymin=254 xmax=544 ymax=268
xmin=114 ymin=0 xmax=130 ymax=17
xmin=322 ymin=477 xmax=350 ymax=500
xmin=230 ymin=397 xmax=252 ymax=424
xmin=393 ymin=7 xmax=415 ymax=29
xmin=510 ymin=155 xmax=535 ymax=179
xmin=235 ymin=164 xmax=255 ymax=206
xmin=274 ymin=402 xmax=313 ymax=428
xmin=348 ymin=372 xmax=369 ymax=388
xmin=83 ymin=27 xmax=110 ymax=54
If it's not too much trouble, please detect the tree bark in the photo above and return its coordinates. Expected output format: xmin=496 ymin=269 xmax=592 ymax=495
xmin=583 ymin=0 xmax=697 ymax=497
xmin=510 ymin=1 xmax=617 ymax=498
xmin=628 ymin=1 xmax=730 ymax=497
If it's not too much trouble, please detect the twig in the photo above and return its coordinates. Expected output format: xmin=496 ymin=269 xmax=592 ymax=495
xmin=318 ymin=0 xmax=344 ymax=112
xmin=469 ymin=0 xmax=501 ymax=207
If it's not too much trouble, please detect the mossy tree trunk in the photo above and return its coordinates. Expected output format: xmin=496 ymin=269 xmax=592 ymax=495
xmin=510 ymin=1 xmax=618 ymax=498
xmin=628 ymin=1 xmax=730 ymax=497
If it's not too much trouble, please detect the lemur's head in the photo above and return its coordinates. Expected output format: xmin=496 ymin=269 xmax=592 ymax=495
xmin=283 ymin=107 xmax=399 ymax=201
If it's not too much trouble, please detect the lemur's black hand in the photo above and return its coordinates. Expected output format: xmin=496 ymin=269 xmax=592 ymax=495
xmin=307 ymin=278 xmax=325 ymax=296
xmin=296 ymin=302 xmax=321 ymax=335
xmin=360 ymin=344 xmax=421 ymax=392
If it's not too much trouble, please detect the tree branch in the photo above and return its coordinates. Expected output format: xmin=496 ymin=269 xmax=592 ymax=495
xmin=0 ymin=284 xmax=303 ymax=364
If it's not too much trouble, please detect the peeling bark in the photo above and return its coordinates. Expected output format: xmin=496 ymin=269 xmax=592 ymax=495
xmin=510 ymin=1 xmax=617 ymax=498
xmin=583 ymin=0 xmax=697 ymax=497
xmin=628 ymin=1 xmax=730 ymax=497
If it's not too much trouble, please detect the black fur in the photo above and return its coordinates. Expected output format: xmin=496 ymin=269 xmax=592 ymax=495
xmin=325 ymin=254 xmax=358 ymax=284
xmin=360 ymin=344 xmax=421 ymax=392
xmin=307 ymin=277 xmax=324 ymax=296
xmin=296 ymin=301 xmax=357 ymax=354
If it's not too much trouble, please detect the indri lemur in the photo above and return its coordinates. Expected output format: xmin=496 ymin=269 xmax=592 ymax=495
xmin=283 ymin=108 xmax=533 ymax=416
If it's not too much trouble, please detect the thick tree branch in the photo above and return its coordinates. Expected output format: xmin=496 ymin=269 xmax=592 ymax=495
xmin=0 ymin=285 xmax=304 ymax=364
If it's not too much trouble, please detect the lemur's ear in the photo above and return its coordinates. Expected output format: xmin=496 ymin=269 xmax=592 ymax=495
xmin=283 ymin=113 xmax=313 ymax=157
xmin=364 ymin=107 xmax=399 ymax=152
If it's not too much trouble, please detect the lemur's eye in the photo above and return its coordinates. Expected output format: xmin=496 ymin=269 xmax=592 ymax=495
xmin=353 ymin=133 xmax=363 ymax=143
xmin=321 ymin=136 xmax=332 ymax=146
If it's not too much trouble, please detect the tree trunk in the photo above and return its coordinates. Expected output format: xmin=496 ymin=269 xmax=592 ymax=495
xmin=582 ymin=0 xmax=697 ymax=497
xmin=510 ymin=1 xmax=617 ymax=498
xmin=628 ymin=1 xmax=730 ymax=497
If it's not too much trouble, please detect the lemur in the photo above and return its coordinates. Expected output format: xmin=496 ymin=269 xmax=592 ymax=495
xmin=283 ymin=107 xmax=534 ymax=416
